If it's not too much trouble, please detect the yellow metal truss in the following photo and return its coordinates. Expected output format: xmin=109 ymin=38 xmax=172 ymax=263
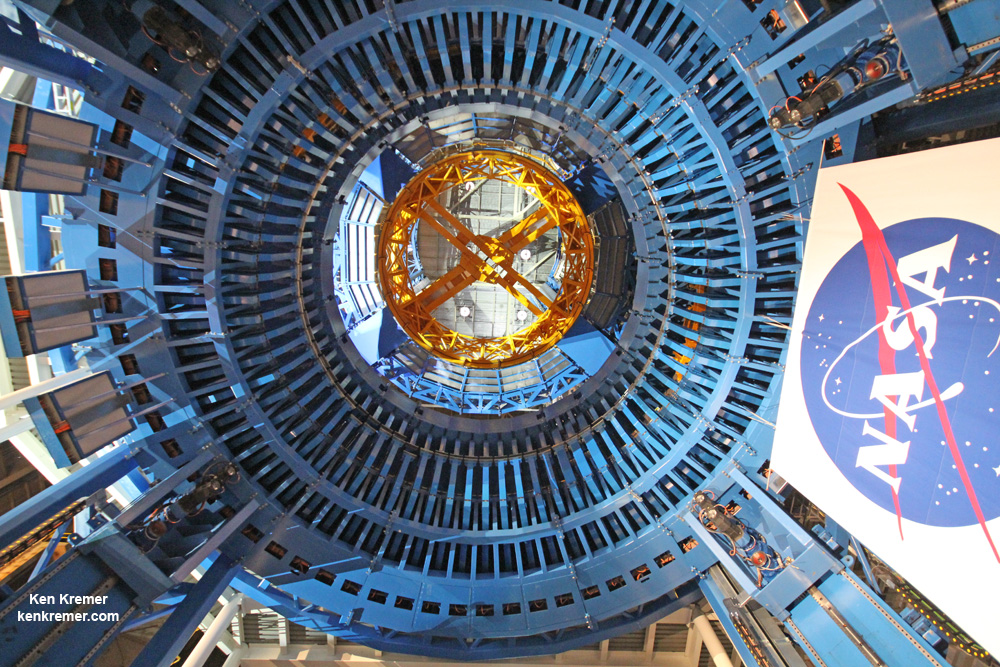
xmin=377 ymin=150 xmax=594 ymax=368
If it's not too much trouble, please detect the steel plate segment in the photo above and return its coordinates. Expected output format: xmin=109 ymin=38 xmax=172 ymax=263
xmin=772 ymin=136 xmax=1000 ymax=657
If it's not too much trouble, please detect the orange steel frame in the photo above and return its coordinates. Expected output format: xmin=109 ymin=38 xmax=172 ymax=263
xmin=377 ymin=150 xmax=594 ymax=368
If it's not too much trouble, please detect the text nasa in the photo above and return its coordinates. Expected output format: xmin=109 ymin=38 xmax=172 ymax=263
xmin=857 ymin=235 xmax=961 ymax=492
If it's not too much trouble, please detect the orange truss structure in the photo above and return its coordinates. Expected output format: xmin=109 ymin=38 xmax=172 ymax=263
xmin=377 ymin=150 xmax=594 ymax=368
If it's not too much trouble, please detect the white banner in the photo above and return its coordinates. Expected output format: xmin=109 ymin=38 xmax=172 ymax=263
xmin=773 ymin=137 xmax=1000 ymax=658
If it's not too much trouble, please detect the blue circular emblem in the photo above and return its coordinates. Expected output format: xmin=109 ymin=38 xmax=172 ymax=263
xmin=802 ymin=217 xmax=1000 ymax=528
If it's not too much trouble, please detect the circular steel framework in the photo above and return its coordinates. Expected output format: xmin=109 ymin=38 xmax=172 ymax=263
xmin=378 ymin=150 xmax=594 ymax=367
xmin=125 ymin=0 xmax=814 ymax=657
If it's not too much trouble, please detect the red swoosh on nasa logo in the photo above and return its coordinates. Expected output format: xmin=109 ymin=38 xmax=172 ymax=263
xmin=847 ymin=186 xmax=905 ymax=539
xmin=841 ymin=184 xmax=1000 ymax=562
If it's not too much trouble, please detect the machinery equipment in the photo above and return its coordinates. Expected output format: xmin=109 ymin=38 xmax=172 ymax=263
xmin=139 ymin=4 xmax=220 ymax=74
xmin=770 ymin=38 xmax=904 ymax=136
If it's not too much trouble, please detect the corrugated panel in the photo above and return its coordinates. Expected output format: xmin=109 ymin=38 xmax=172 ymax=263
xmin=8 ymin=358 xmax=31 ymax=391
xmin=698 ymin=620 xmax=737 ymax=666
xmin=712 ymin=619 xmax=735 ymax=654
xmin=607 ymin=627 xmax=645 ymax=651
xmin=241 ymin=612 xmax=282 ymax=643
xmin=238 ymin=610 xmax=364 ymax=647
xmin=700 ymin=644 xmax=713 ymax=667
xmin=240 ymin=613 xmax=261 ymax=643
xmin=653 ymin=623 xmax=689 ymax=652
xmin=289 ymin=620 xmax=328 ymax=645
xmin=0 ymin=240 xmax=11 ymax=274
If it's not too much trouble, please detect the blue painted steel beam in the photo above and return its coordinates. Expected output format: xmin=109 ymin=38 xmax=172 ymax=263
xmin=20 ymin=193 xmax=51 ymax=273
xmin=113 ymin=451 xmax=213 ymax=528
xmin=169 ymin=499 xmax=260 ymax=584
xmin=700 ymin=574 xmax=784 ymax=667
xmin=850 ymin=537 xmax=880 ymax=592
xmin=882 ymin=0 xmax=966 ymax=89
xmin=171 ymin=0 xmax=229 ymax=38
xmin=0 ymin=10 xmax=107 ymax=93
xmin=0 ymin=446 xmax=135 ymax=551
xmin=789 ymin=82 xmax=918 ymax=146
xmin=754 ymin=0 xmax=882 ymax=79
xmin=117 ymin=604 xmax=178 ymax=634
xmin=872 ymin=79 xmax=1000 ymax=144
xmin=128 ymin=554 xmax=236 ymax=667
xmin=28 ymin=520 xmax=69 ymax=581
xmin=814 ymin=571 xmax=947 ymax=667
xmin=683 ymin=512 xmax=751 ymax=594
xmin=0 ymin=548 xmax=131 ymax=665
xmin=232 ymin=569 xmax=705 ymax=661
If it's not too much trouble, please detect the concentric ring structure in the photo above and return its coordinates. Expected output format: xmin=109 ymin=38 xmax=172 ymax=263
xmin=378 ymin=149 xmax=593 ymax=367
xmin=61 ymin=0 xmax=809 ymax=659
xmin=150 ymin=0 xmax=804 ymax=656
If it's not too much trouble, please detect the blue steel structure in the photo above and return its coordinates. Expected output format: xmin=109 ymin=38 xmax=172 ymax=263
xmin=0 ymin=0 xmax=996 ymax=666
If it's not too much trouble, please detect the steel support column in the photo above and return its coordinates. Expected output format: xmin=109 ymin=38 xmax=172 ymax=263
xmin=181 ymin=593 xmax=243 ymax=667
xmin=128 ymin=554 xmax=237 ymax=667
xmin=692 ymin=611 xmax=735 ymax=667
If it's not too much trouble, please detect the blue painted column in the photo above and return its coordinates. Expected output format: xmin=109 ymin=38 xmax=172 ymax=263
xmin=28 ymin=520 xmax=69 ymax=580
xmin=0 ymin=9 xmax=106 ymax=93
xmin=0 ymin=445 xmax=135 ymax=551
xmin=128 ymin=554 xmax=237 ymax=667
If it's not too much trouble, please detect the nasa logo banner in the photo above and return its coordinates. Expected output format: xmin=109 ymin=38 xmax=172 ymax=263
xmin=772 ymin=137 xmax=1000 ymax=656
